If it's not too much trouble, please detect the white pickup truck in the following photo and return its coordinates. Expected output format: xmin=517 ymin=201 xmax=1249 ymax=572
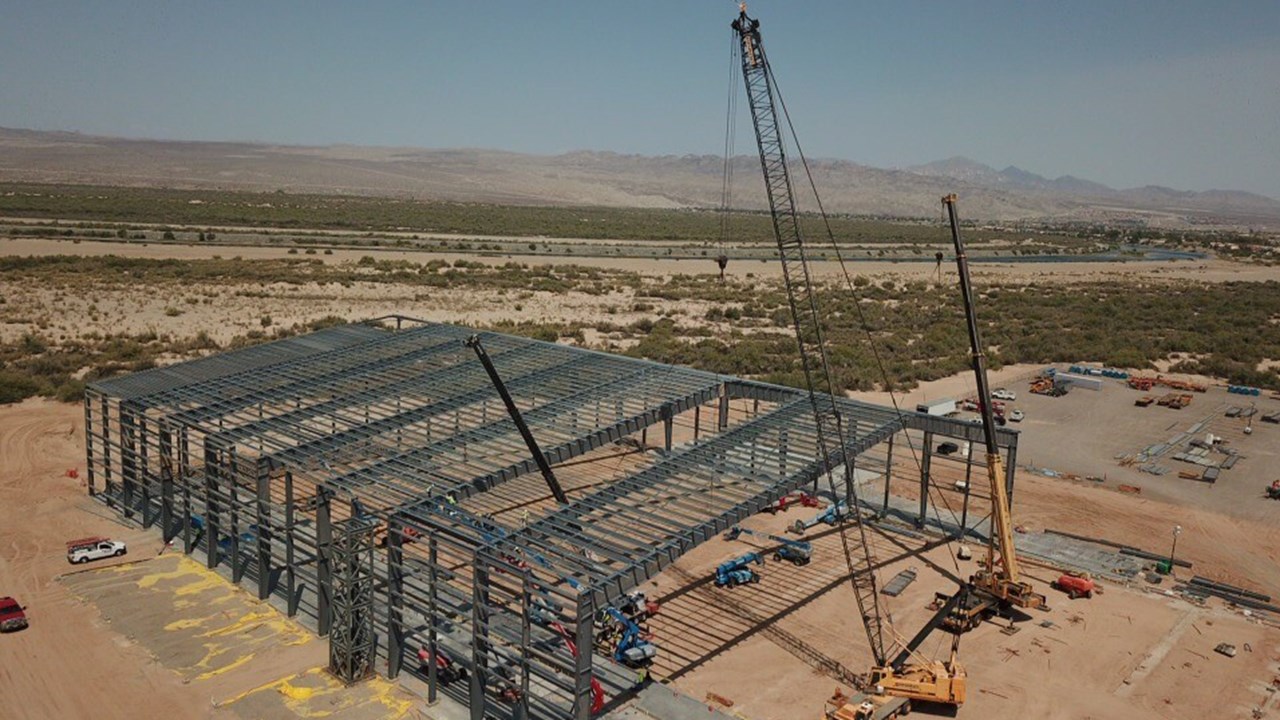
xmin=66 ymin=537 xmax=127 ymax=564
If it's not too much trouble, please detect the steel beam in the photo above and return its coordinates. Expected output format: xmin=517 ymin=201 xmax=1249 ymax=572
xmin=467 ymin=334 xmax=568 ymax=505
xmin=902 ymin=412 xmax=1018 ymax=449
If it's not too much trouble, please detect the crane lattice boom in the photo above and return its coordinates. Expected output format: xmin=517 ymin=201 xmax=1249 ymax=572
xmin=731 ymin=7 xmax=887 ymax=668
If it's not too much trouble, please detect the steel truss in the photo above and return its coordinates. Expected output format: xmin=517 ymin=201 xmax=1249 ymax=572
xmin=330 ymin=515 xmax=378 ymax=684
xmin=83 ymin=316 xmax=1019 ymax=719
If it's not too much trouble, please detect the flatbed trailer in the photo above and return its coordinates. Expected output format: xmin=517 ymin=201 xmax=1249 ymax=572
xmin=823 ymin=691 xmax=910 ymax=720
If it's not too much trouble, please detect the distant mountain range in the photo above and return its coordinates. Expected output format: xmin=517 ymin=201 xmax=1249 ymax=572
xmin=905 ymin=156 xmax=1115 ymax=196
xmin=1 ymin=127 xmax=1277 ymax=228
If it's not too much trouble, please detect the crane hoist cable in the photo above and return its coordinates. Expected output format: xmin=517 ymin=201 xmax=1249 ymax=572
xmin=715 ymin=31 xmax=738 ymax=281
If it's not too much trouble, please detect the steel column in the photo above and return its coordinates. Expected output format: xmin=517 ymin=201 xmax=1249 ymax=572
xmin=427 ymin=535 xmax=440 ymax=704
xmin=1005 ymin=441 xmax=1018 ymax=510
xmin=181 ymin=429 xmax=193 ymax=553
xmin=120 ymin=407 xmax=136 ymax=520
xmin=959 ymin=439 xmax=975 ymax=537
xmin=230 ymin=451 xmax=243 ymax=584
xmin=100 ymin=394 xmax=114 ymax=505
xmin=386 ymin=516 xmax=404 ymax=679
xmin=519 ymin=571 xmax=532 ymax=720
xmin=918 ymin=431 xmax=933 ymax=529
xmin=469 ymin=561 xmax=490 ymax=720
xmin=882 ymin=433 xmax=894 ymax=517
xmin=160 ymin=425 xmax=174 ymax=540
xmin=256 ymin=462 xmax=272 ymax=600
xmin=573 ymin=592 xmax=595 ymax=720
xmin=139 ymin=413 xmax=151 ymax=527
xmin=316 ymin=488 xmax=332 ymax=636
xmin=83 ymin=394 xmax=96 ymax=496
xmin=285 ymin=471 xmax=298 ymax=617
xmin=204 ymin=446 xmax=219 ymax=568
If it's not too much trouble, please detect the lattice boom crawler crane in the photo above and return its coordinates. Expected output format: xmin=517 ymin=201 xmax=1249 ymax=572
xmin=731 ymin=5 xmax=965 ymax=713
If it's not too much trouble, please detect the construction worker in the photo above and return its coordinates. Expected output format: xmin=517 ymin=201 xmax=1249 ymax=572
xmin=635 ymin=666 xmax=649 ymax=686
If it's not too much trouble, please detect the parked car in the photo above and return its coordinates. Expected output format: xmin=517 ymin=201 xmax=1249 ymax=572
xmin=66 ymin=536 xmax=127 ymax=564
xmin=992 ymin=388 xmax=1017 ymax=401
xmin=1010 ymin=410 xmax=1025 ymax=422
xmin=0 ymin=596 xmax=28 ymax=632
xmin=937 ymin=442 xmax=960 ymax=455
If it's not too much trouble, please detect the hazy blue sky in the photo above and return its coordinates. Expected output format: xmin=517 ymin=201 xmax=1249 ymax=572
xmin=2 ymin=1 xmax=1278 ymax=198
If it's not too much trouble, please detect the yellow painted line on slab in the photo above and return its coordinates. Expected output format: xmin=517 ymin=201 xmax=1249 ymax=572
xmin=219 ymin=667 xmax=414 ymax=719
xmin=196 ymin=652 xmax=255 ymax=681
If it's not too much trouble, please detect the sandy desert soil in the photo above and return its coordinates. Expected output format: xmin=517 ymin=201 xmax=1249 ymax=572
xmin=649 ymin=493 xmax=1280 ymax=720
xmin=0 ymin=399 xmax=211 ymax=720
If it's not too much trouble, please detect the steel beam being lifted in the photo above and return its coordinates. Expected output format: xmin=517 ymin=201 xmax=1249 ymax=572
xmin=466 ymin=334 xmax=569 ymax=505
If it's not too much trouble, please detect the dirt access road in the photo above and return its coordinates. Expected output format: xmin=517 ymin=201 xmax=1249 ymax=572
xmin=0 ymin=399 xmax=209 ymax=720
xmin=4 ymin=235 xmax=1275 ymax=283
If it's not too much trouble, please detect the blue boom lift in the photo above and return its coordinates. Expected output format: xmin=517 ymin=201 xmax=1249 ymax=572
xmin=788 ymin=500 xmax=849 ymax=535
xmin=714 ymin=552 xmax=764 ymax=587
xmin=723 ymin=525 xmax=813 ymax=565
xmin=601 ymin=607 xmax=658 ymax=666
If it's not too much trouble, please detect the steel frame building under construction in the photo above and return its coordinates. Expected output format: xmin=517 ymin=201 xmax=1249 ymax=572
xmin=83 ymin=315 xmax=1019 ymax=720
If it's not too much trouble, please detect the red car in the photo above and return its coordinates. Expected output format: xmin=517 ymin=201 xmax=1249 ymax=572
xmin=0 ymin=596 xmax=28 ymax=632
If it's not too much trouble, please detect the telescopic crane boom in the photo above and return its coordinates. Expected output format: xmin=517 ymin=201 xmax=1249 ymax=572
xmin=731 ymin=6 xmax=963 ymax=711
xmin=942 ymin=194 xmax=1045 ymax=613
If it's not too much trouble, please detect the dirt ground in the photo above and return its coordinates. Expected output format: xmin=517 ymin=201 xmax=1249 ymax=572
xmin=0 ymin=399 xmax=420 ymax=720
xmin=649 ymin=502 xmax=1280 ymax=720
xmin=5 ymin=396 xmax=1280 ymax=719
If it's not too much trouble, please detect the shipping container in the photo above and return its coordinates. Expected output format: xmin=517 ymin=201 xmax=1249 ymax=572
xmin=916 ymin=398 xmax=957 ymax=416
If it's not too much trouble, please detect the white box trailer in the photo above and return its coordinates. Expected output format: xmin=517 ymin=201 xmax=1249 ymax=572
xmin=1056 ymin=372 xmax=1103 ymax=391
xmin=916 ymin=398 xmax=957 ymax=416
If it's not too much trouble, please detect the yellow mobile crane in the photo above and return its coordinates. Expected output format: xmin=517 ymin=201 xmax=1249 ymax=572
xmin=941 ymin=194 xmax=1046 ymax=630
xmin=730 ymin=7 xmax=964 ymax=715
